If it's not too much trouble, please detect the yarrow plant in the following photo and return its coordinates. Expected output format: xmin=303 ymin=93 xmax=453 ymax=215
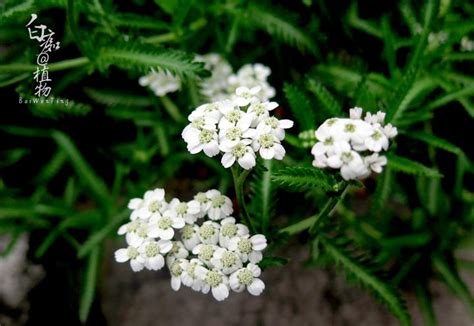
xmin=182 ymin=87 xmax=293 ymax=170
xmin=311 ymin=107 xmax=397 ymax=180
xmin=115 ymin=188 xmax=267 ymax=301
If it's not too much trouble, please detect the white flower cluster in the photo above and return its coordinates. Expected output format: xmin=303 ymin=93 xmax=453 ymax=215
xmin=196 ymin=53 xmax=276 ymax=102
xmin=311 ymin=107 xmax=397 ymax=180
xmin=461 ymin=36 xmax=474 ymax=52
xmin=182 ymin=87 xmax=293 ymax=170
xmin=138 ymin=69 xmax=181 ymax=96
xmin=115 ymin=188 xmax=267 ymax=301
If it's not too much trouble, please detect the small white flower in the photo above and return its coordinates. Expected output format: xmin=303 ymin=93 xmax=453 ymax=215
xmin=218 ymin=105 xmax=253 ymax=131
xmin=383 ymin=124 xmax=398 ymax=138
xmin=252 ymin=131 xmax=286 ymax=160
xmin=193 ymin=192 xmax=210 ymax=218
xmin=195 ymin=266 xmax=230 ymax=301
xmin=138 ymin=239 xmax=172 ymax=271
xmin=122 ymin=221 xmax=150 ymax=247
xmin=247 ymin=101 xmax=278 ymax=125
xmin=180 ymin=258 xmax=205 ymax=291
xmin=127 ymin=197 xmax=144 ymax=220
xmin=136 ymin=188 xmax=168 ymax=220
xmin=169 ymin=198 xmax=201 ymax=224
xmin=180 ymin=224 xmax=201 ymax=251
xmin=312 ymin=153 xmax=329 ymax=168
xmin=228 ymin=234 xmax=267 ymax=264
xmin=192 ymin=244 xmax=219 ymax=266
xmin=166 ymin=241 xmax=189 ymax=265
xmin=233 ymin=86 xmax=261 ymax=106
xmin=218 ymin=118 xmax=256 ymax=150
xmin=219 ymin=217 xmax=249 ymax=248
xmin=139 ymin=70 xmax=181 ymax=96
xmin=114 ymin=245 xmax=145 ymax=272
xmin=341 ymin=119 xmax=373 ymax=145
xmin=184 ymin=126 xmax=220 ymax=157
xmin=205 ymin=190 xmax=233 ymax=220
xmin=198 ymin=221 xmax=220 ymax=245
xmin=148 ymin=211 xmax=185 ymax=240
xmin=349 ymin=107 xmax=363 ymax=120
xmin=221 ymin=140 xmax=256 ymax=170
xmin=364 ymin=153 xmax=388 ymax=174
xmin=326 ymin=143 xmax=370 ymax=180
xmin=257 ymin=116 xmax=293 ymax=141
xmin=364 ymin=128 xmax=389 ymax=152
xmin=229 ymin=263 xmax=265 ymax=296
xmin=168 ymin=258 xmax=187 ymax=291
xmin=211 ymin=247 xmax=243 ymax=275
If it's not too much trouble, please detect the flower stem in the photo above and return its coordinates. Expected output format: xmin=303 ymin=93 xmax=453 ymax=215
xmin=231 ymin=166 xmax=256 ymax=233
xmin=159 ymin=96 xmax=185 ymax=123
xmin=280 ymin=183 xmax=349 ymax=236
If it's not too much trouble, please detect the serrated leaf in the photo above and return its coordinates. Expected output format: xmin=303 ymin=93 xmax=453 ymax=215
xmin=283 ymin=83 xmax=316 ymax=131
xmin=320 ymin=236 xmax=412 ymax=326
xmin=306 ymin=79 xmax=342 ymax=118
xmin=272 ymin=166 xmax=340 ymax=193
xmin=387 ymin=154 xmax=442 ymax=178
xmin=249 ymin=160 xmax=275 ymax=232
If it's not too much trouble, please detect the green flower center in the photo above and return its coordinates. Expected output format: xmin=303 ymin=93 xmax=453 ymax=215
xmin=341 ymin=152 xmax=353 ymax=163
xmin=126 ymin=221 xmax=140 ymax=232
xmin=187 ymin=263 xmax=197 ymax=278
xmin=221 ymin=251 xmax=237 ymax=268
xmin=198 ymin=245 xmax=215 ymax=261
xmin=344 ymin=123 xmax=356 ymax=133
xmin=252 ymin=103 xmax=266 ymax=116
xmin=237 ymin=269 xmax=254 ymax=286
xmin=265 ymin=117 xmax=279 ymax=129
xmin=371 ymin=131 xmax=382 ymax=140
xmin=169 ymin=242 xmax=180 ymax=255
xmin=127 ymin=247 xmax=139 ymax=259
xmin=238 ymin=239 xmax=252 ymax=254
xmin=323 ymin=137 xmax=334 ymax=145
xmin=204 ymin=103 xmax=218 ymax=113
xmin=158 ymin=217 xmax=172 ymax=229
xmin=191 ymin=117 xmax=205 ymax=129
xmin=327 ymin=118 xmax=337 ymax=126
xmin=259 ymin=134 xmax=274 ymax=148
xmin=144 ymin=242 xmax=159 ymax=257
xmin=181 ymin=225 xmax=195 ymax=240
xmin=194 ymin=192 xmax=208 ymax=204
xmin=170 ymin=261 xmax=183 ymax=277
xmin=137 ymin=226 xmax=148 ymax=238
xmin=221 ymin=223 xmax=237 ymax=237
xmin=227 ymin=110 xmax=242 ymax=123
xmin=200 ymin=224 xmax=216 ymax=240
xmin=149 ymin=200 xmax=162 ymax=212
xmin=176 ymin=202 xmax=188 ymax=215
xmin=211 ymin=195 xmax=226 ymax=208
xmin=226 ymin=127 xmax=243 ymax=141
xmin=205 ymin=270 xmax=223 ymax=287
xmin=231 ymin=143 xmax=247 ymax=158
xmin=199 ymin=129 xmax=214 ymax=144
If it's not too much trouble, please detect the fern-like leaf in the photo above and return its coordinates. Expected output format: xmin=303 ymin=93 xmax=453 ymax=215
xmin=306 ymin=79 xmax=343 ymax=118
xmin=283 ymin=83 xmax=316 ymax=131
xmin=387 ymin=154 xmax=443 ymax=178
xmin=249 ymin=160 xmax=275 ymax=232
xmin=386 ymin=66 xmax=419 ymax=123
xmin=243 ymin=3 xmax=318 ymax=55
xmin=272 ymin=166 xmax=340 ymax=193
xmin=94 ymin=38 xmax=209 ymax=78
xmin=319 ymin=236 xmax=412 ymax=326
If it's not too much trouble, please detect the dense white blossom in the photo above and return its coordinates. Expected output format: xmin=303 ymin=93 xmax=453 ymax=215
xmin=116 ymin=188 xmax=267 ymax=301
xmin=182 ymin=88 xmax=293 ymax=170
xmin=310 ymin=107 xmax=397 ymax=180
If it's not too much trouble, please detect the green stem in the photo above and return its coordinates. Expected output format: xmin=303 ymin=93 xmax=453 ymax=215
xmin=143 ymin=18 xmax=208 ymax=44
xmin=0 ymin=57 xmax=90 ymax=73
xmin=280 ymin=183 xmax=349 ymax=236
xmin=159 ymin=96 xmax=185 ymax=123
xmin=231 ymin=166 xmax=255 ymax=233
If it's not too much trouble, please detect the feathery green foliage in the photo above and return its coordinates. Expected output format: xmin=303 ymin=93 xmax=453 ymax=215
xmin=272 ymin=166 xmax=340 ymax=193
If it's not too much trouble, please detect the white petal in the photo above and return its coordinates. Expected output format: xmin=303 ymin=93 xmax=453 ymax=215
xmin=259 ymin=147 xmax=274 ymax=160
xmin=248 ymin=278 xmax=265 ymax=296
xmin=212 ymin=284 xmax=229 ymax=301
xmin=171 ymin=276 xmax=181 ymax=291
xmin=148 ymin=255 xmax=165 ymax=270
xmin=238 ymin=152 xmax=256 ymax=170
xmin=221 ymin=153 xmax=236 ymax=168
xmin=130 ymin=259 xmax=144 ymax=272
xmin=251 ymin=234 xmax=267 ymax=250
xmin=114 ymin=248 xmax=129 ymax=262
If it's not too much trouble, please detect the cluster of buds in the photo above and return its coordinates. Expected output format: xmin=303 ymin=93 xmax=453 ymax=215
xmin=115 ymin=188 xmax=267 ymax=301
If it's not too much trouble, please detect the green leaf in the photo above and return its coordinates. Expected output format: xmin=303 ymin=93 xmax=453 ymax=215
xmin=320 ymin=236 xmax=412 ymax=326
xmin=404 ymin=131 xmax=462 ymax=155
xmin=95 ymin=38 xmax=209 ymax=78
xmin=283 ymin=83 xmax=316 ymax=131
xmin=306 ymin=79 xmax=342 ymax=118
xmin=386 ymin=66 xmax=419 ymax=123
xmin=79 ymin=247 xmax=99 ymax=323
xmin=387 ymin=154 xmax=442 ymax=178
xmin=51 ymin=131 xmax=111 ymax=205
xmin=414 ymin=283 xmax=436 ymax=326
xmin=243 ymin=3 xmax=318 ymax=55
xmin=249 ymin=160 xmax=275 ymax=232
xmin=84 ymin=88 xmax=153 ymax=107
xmin=272 ymin=166 xmax=340 ymax=193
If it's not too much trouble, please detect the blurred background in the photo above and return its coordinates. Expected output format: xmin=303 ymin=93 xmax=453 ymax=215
xmin=0 ymin=0 xmax=473 ymax=325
